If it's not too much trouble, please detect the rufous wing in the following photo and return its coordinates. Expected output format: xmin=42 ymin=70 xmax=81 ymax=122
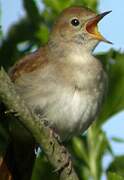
xmin=9 ymin=47 xmax=48 ymax=81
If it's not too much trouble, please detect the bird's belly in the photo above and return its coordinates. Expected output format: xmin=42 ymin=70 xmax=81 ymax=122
xmin=15 ymin=65 xmax=106 ymax=140
xmin=43 ymin=88 xmax=103 ymax=140
xmin=16 ymin=82 xmax=104 ymax=140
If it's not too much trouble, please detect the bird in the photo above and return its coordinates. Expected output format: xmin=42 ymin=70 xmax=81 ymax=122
xmin=9 ymin=6 xmax=111 ymax=141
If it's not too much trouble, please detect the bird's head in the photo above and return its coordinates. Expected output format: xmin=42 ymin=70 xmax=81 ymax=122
xmin=49 ymin=6 xmax=112 ymax=52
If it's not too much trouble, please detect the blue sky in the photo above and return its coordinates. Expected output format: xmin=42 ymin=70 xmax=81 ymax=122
xmin=96 ymin=0 xmax=124 ymax=53
xmin=0 ymin=0 xmax=124 ymax=157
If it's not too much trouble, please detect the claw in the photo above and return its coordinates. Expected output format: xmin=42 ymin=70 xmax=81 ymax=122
xmin=53 ymin=145 xmax=72 ymax=174
xmin=48 ymin=129 xmax=72 ymax=174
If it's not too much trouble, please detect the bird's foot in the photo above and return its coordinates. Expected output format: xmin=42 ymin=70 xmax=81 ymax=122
xmin=52 ymin=130 xmax=62 ymax=144
xmin=48 ymin=129 xmax=72 ymax=174
xmin=49 ymin=127 xmax=62 ymax=144
xmin=53 ymin=146 xmax=72 ymax=174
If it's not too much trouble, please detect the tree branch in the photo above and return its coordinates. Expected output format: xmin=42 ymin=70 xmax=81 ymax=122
xmin=0 ymin=68 xmax=79 ymax=180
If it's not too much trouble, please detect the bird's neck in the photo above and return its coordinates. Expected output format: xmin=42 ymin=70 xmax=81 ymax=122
xmin=47 ymin=39 xmax=96 ymax=63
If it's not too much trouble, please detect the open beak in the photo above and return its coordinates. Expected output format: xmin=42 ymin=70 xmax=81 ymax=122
xmin=85 ymin=11 xmax=112 ymax=44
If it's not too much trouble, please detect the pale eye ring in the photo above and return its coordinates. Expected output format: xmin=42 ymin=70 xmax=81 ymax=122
xmin=71 ymin=18 xmax=80 ymax=26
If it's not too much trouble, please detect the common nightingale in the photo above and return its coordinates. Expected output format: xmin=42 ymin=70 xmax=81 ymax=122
xmin=9 ymin=6 xmax=112 ymax=140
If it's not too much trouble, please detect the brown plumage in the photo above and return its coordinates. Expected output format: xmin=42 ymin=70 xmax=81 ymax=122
xmin=9 ymin=47 xmax=48 ymax=81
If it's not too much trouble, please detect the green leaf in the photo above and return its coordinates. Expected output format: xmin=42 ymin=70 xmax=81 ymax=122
xmin=36 ymin=24 xmax=49 ymax=44
xmin=43 ymin=0 xmax=98 ymax=13
xmin=23 ymin=0 xmax=41 ymax=26
xmin=107 ymin=156 xmax=124 ymax=177
xmin=87 ymin=126 xmax=111 ymax=179
xmin=107 ymin=172 xmax=124 ymax=180
xmin=0 ymin=124 xmax=9 ymax=155
xmin=71 ymin=136 xmax=89 ymax=165
xmin=96 ymin=50 xmax=124 ymax=126
xmin=112 ymin=137 xmax=124 ymax=143
xmin=31 ymin=152 xmax=59 ymax=180
xmin=82 ymin=0 xmax=98 ymax=10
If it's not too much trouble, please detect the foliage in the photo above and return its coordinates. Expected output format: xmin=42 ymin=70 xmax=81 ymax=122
xmin=107 ymin=172 xmax=124 ymax=180
xmin=107 ymin=155 xmax=124 ymax=177
xmin=96 ymin=50 xmax=124 ymax=126
xmin=0 ymin=0 xmax=124 ymax=180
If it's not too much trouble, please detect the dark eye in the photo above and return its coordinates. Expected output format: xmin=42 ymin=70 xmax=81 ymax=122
xmin=71 ymin=18 xmax=80 ymax=26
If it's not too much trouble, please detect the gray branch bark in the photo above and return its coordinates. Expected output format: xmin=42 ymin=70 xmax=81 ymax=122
xmin=0 ymin=68 xmax=79 ymax=180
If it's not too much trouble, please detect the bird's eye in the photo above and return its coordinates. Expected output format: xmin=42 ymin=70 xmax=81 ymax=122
xmin=71 ymin=18 xmax=80 ymax=26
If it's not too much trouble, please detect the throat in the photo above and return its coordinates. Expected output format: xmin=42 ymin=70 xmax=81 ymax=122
xmin=67 ymin=47 xmax=93 ymax=65
xmin=48 ymin=39 xmax=93 ymax=63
